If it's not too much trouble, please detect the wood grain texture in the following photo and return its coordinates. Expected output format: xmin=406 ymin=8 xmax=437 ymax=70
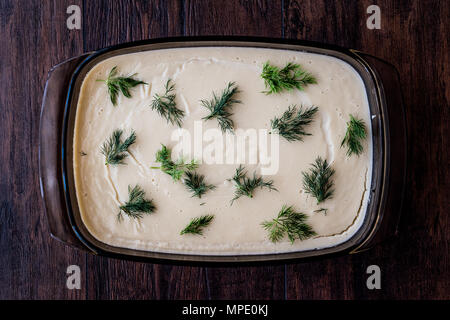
xmin=283 ymin=0 xmax=449 ymax=299
xmin=82 ymin=0 xmax=207 ymax=300
xmin=185 ymin=0 xmax=282 ymax=36
xmin=184 ymin=0 xmax=286 ymax=300
xmin=0 ymin=0 xmax=86 ymax=299
xmin=0 ymin=0 xmax=448 ymax=299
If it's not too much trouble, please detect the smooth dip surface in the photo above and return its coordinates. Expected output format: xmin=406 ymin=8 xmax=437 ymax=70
xmin=73 ymin=47 xmax=372 ymax=255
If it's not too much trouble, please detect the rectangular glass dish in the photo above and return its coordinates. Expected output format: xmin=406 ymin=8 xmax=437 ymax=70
xmin=39 ymin=37 xmax=406 ymax=263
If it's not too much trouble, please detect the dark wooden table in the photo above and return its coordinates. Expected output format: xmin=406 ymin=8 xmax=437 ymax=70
xmin=1 ymin=0 xmax=448 ymax=300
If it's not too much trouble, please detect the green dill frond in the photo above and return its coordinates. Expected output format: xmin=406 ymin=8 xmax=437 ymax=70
xmin=270 ymin=105 xmax=318 ymax=142
xmin=262 ymin=205 xmax=316 ymax=243
xmin=151 ymin=79 xmax=185 ymax=127
xmin=341 ymin=114 xmax=367 ymax=156
xmin=180 ymin=214 xmax=214 ymax=235
xmin=302 ymin=157 xmax=335 ymax=204
xmin=97 ymin=66 xmax=146 ymax=106
xmin=201 ymin=82 xmax=241 ymax=133
xmin=101 ymin=129 xmax=136 ymax=165
xmin=228 ymin=165 xmax=277 ymax=204
xmin=261 ymin=61 xmax=317 ymax=94
xmin=118 ymin=185 xmax=155 ymax=221
xmin=183 ymin=171 xmax=216 ymax=198
xmin=152 ymin=144 xmax=198 ymax=181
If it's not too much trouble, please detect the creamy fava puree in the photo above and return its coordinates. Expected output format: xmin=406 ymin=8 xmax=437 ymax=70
xmin=73 ymin=47 xmax=372 ymax=255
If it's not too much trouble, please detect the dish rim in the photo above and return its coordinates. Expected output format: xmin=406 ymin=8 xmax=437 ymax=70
xmin=61 ymin=37 xmax=388 ymax=263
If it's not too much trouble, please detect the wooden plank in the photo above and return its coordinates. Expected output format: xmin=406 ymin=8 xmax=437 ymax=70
xmin=82 ymin=0 xmax=184 ymax=52
xmin=82 ymin=0 xmax=208 ymax=299
xmin=0 ymin=0 xmax=448 ymax=299
xmin=184 ymin=0 xmax=286 ymax=300
xmin=284 ymin=0 xmax=449 ymax=299
xmin=205 ymin=266 xmax=285 ymax=299
xmin=33 ymin=0 xmax=87 ymax=299
xmin=0 ymin=0 xmax=86 ymax=299
xmin=185 ymin=0 xmax=282 ymax=36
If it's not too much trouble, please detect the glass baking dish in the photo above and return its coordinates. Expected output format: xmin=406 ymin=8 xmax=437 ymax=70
xmin=39 ymin=37 xmax=406 ymax=263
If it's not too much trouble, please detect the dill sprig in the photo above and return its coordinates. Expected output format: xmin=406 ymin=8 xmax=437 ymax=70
xmin=201 ymin=82 xmax=241 ymax=133
xmin=101 ymin=129 xmax=136 ymax=165
xmin=341 ymin=114 xmax=367 ymax=156
xmin=302 ymin=157 xmax=335 ymax=204
xmin=228 ymin=165 xmax=277 ymax=204
xmin=152 ymin=144 xmax=198 ymax=181
xmin=151 ymin=79 xmax=185 ymax=127
xmin=180 ymin=214 xmax=214 ymax=235
xmin=270 ymin=105 xmax=318 ymax=142
xmin=118 ymin=185 xmax=155 ymax=221
xmin=261 ymin=61 xmax=317 ymax=94
xmin=262 ymin=205 xmax=316 ymax=243
xmin=97 ymin=66 xmax=146 ymax=106
xmin=183 ymin=171 xmax=216 ymax=198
